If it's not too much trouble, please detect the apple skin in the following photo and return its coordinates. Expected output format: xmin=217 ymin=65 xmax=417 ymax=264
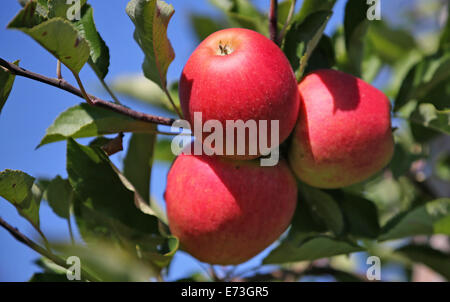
xmin=288 ymin=69 xmax=394 ymax=188
xmin=164 ymin=147 xmax=298 ymax=265
xmin=179 ymin=28 xmax=299 ymax=159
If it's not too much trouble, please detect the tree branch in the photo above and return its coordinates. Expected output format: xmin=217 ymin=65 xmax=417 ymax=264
xmin=0 ymin=58 xmax=175 ymax=126
xmin=269 ymin=0 xmax=279 ymax=45
xmin=0 ymin=216 xmax=99 ymax=281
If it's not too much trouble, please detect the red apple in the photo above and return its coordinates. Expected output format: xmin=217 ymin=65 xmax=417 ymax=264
xmin=289 ymin=69 xmax=394 ymax=188
xmin=164 ymin=146 xmax=298 ymax=265
xmin=179 ymin=28 xmax=299 ymax=159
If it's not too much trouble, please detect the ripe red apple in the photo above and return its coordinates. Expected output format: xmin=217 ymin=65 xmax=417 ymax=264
xmin=289 ymin=69 xmax=394 ymax=188
xmin=164 ymin=146 xmax=298 ymax=265
xmin=179 ymin=28 xmax=299 ymax=159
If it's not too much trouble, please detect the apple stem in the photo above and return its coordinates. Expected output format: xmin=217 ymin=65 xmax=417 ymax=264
xmin=269 ymin=0 xmax=279 ymax=45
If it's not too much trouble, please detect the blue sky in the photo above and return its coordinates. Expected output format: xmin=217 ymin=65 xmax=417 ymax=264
xmin=0 ymin=0 xmax=408 ymax=281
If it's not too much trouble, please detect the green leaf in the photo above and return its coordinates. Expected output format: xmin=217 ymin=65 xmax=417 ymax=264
xmin=48 ymin=0 xmax=87 ymax=18
xmin=263 ymin=235 xmax=363 ymax=264
xmin=189 ymin=14 xmax=225 ymax=42
xmin=409 ymin=103 xmax=450 ymax=135
xmin=0 ymin=60 xmax=18 ymax=115
xmin=301 ymin=185 xmax=344 ymax=236
xmin=439 ymin=3 xmax=450 ymax=51
xmin=283 ymin=10 xmax=331 ymax=79
xmin=38 ymin=103 xmax=156 ymax=147
xmin=53 ymin=242 xmax=159 ymax=281
xmin=343 ymin=0 xmax=370 ymax=76
xmin=394 ymin=52 xmax=450 ymax=112
xmin=110 ymin=74 xmax=176 ymax=112
xmin=29 ymin=273 xmax=71 ymax=282
xmin=43 ymin=176 xmax=73 ymax=219
xmin=336 ymin=192 xmax=381 ymax=239
xmin=366 ymin=20 xmax=417 ymax=66
xmin=0 ymin=169 xmax=41 ymax=229
xmin=126 ymin=0 xmax=175 ymax=90
xmin=379 ymin=198 xmax=450 ymax=241
xmin=208 ymin=0 xmax=267 ymax=35
xmin=8 ymin=3 xmax=90 ymax=74
xmin=154 ymin=139 xmax=176 ymax=163
xmin=123 ymin=133 xmax=157 ymax=202
xmin=303 ymin=35 xmax=335 ymax=75
xmin=295 ymin=0 xmax=336 ymax=23
xmin=262 ymin=195 xmax=361 ymax=264
xmin=75 ymin=5 xmax=110 ymax=79
xmin=396 ymin=244 xmax=450 ymax=280
xmin=67 ymin=138 xmax=159 ymax=234
xmin=278 ymin=0 xmax=294 ymax=27
xmin=67 ymin=139 xmax=177 ymax=268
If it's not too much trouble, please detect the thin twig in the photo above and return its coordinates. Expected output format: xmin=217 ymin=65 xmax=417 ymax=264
xmin=269 ymin=0 xmax=279 ymax=45
xmin=98 ymin=76 xmax=122 ymax=105
xmin=0 ymin=58 xmax=175 ymax=126
xmin=72 ymin=72 xmax=94 ymax=105
xmin=163 ymin=86 xmax=183 ymax=119
xmin=278 ymin=0 xmax=296 ymax=43
xmin=56 ymin=60 xmax=62 ymax=79
xmin=0 ymin=216 xmax=99 ymax=281
xmin=67 ymin=217 xmax=75 ymax=245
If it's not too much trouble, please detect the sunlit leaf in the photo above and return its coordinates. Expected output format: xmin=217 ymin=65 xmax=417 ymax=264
xmin=8 ymin=2 xmax=90 ymax=73
xmin=126 ymin=0 xmax=175 ymax=90
xmin=38 ymin=103 xmax=156 ymax=147
xmin=0 ymin=60 xmax=18 ymax=115
xmin=380 ymin=198 xmax=450 ymax=241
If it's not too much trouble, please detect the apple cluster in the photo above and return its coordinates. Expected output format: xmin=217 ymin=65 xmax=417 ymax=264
xmin=164 ymin=28 xmax=394 ymax=265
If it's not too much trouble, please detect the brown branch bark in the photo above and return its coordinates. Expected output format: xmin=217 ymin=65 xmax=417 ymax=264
xmin=0 ymin=58 xmax=175 ymax=126
xmin=269 ymin=0 xmax=279 ymax=45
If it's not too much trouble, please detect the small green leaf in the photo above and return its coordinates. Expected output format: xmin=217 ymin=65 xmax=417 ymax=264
xmin=154 ymin=139 xmax=176 ymax=163
xmin=366 ymin=20 xmax=417 ymax=66
xmin=123 ymin=133 xmax=157 ymax=202
xmin=38 ymin=103 xmax=156 ymax=147
xmin=301 ymin=185 xmax=344 ymax=236
xmin=343 ymin=0 xmax=370 ymax=76
xmin=43 ymin=176 xmax=73 ymax=219
xmin=263 ymin=235 xmax=363 ymax=264
xmin=189 ymin=14 xmax=225 ymax=42
xmin=67 ymin=138 xmax=159 ymax=234
xmin=48 ymin=0 xmax=87 ymax=19
xmin=283 ymin=10 xmax=331 ymax=79
xmin=75 ymin=5 xmax=110 ymax=79
xmin=409 ymin=103 xmax=450 ymax=135
xmin=336 ymin=192 xmax=381 ymax=239
xmin=0 ymin=169 xmax=41 ymax=229
xmin=8 ymin=5 xmax=90 ymax=74
xmin=394 ymin=52 xmax=450 ymax=112
xmin=396 ymin=244 xmax=450 ymax=280
xmin=295 ymin=0 xmax=336 ymax=23
xmin=0 ymin=60 xmax=19 ymax=115
xmin=53 ymin=242 xmax=159 ymax=281
xmin=380 ymin=198 xmax=450 ymax=241
xmin=126 ymin=0 xmax=175 ymax=90
xmin=262 ymin=195 xmax=361 ymax=264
